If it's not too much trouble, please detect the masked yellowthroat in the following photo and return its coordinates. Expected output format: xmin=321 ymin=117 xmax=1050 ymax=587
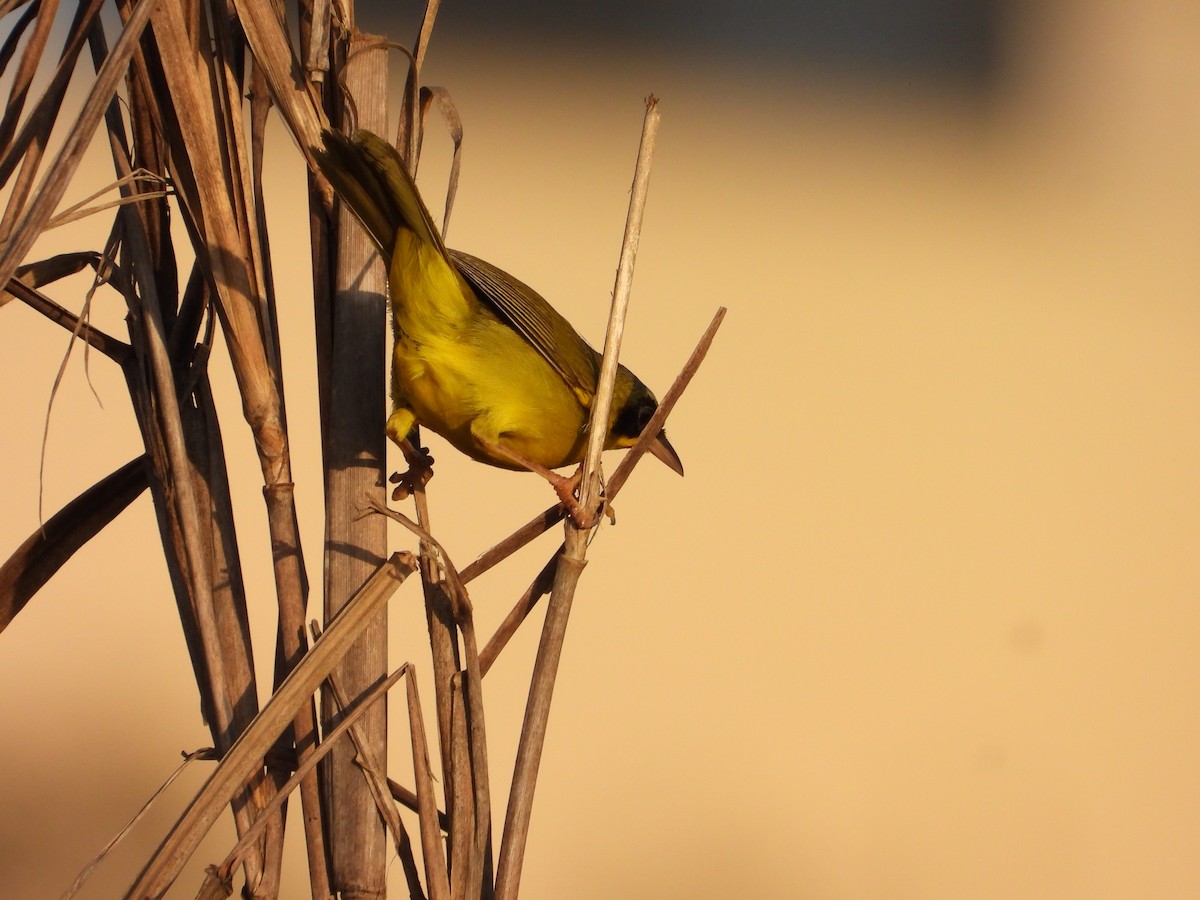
xmin=313 ymin=130 xmax=682 ymax=514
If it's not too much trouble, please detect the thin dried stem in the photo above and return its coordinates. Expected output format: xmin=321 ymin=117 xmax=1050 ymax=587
xmin=112 ymin=154 xmax=240 ymax=746
xmin=367 ymin=498 xmax=491 ymax=896
xmin=578 ymin=96 xmax=662 ymax=512
xmin=228 ymin=0 xmax=327 ymax=157
xmin=412 ymin=480 xmax=464 ymax=852
xmin=2 ymin=277 xmax=131 ymax=362
xmin=459 ymin=508 xmax=564 ymax=584
xmin=40 ymin=169 xmax=169 ymax=229
xmin=493 ymin=96 xmax=662 ymax=900
xmin=405 ymin=664 xmax=451 ymax=900
xmin=59 ymin=749 xmax=213 ymax=900
xmin=477 ymin=556 xmax=557 ymax=677
xmin=387 ymin=778 xmax=449 ymax=830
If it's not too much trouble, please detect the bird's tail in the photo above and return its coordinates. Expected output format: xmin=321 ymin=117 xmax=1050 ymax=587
xmin=312 ymin=129 xmax=446 ymax=259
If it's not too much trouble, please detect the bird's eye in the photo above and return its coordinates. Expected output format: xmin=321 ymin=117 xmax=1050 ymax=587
xmin=636 ymin=403 xmax=655 ymax=431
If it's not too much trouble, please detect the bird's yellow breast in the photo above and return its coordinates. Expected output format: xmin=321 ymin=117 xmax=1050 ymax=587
xmin=389 ymin=231 xmax=590 ymax=469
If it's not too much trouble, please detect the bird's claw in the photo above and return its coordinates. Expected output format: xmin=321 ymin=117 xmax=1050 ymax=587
xmin=390 ymin=445 xmax=434 ymax=501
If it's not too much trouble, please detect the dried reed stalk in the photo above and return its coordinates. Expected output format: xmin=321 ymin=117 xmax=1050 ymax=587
xmin=384 ymin=13 xmax=495 ymax=897
xmin=493 ymin=96 xmax=663 ymax=900
xmin=322 ymin=28 xmax=391 ymax=898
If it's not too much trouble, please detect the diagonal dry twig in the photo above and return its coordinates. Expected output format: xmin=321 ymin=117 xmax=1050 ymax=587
xmin=124 ymin=552 xmax=416 ymax=899
xmin=214 ymin=663 xmax=413 ymax=887
xmin=315 ymin=649 xmax=427 ymax=900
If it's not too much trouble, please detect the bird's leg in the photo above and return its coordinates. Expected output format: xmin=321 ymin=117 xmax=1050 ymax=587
xmin=387 ymin=409 xmax=434 ymax=501
xmin=476 ymin=437 xmax=602 ymax=529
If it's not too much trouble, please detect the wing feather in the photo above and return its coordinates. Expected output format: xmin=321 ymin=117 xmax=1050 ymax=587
xmin=450 ymin=249 xmax=599 ymax=406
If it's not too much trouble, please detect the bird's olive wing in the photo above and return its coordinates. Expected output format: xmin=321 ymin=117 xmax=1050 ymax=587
xmin=449 ymin=249 xmax=599 ymax=406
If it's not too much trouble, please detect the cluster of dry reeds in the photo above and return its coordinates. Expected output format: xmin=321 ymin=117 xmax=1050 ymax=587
xmin=0 ymin=1 xmax=721 ymax=897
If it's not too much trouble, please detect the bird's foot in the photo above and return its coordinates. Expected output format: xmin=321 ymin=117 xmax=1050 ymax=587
xmin=547 ymin=469 xmax=602 ymax=530
xmin=390 ymin=441 xmax=434 ymax=501
xmin=548 ymin=469 xmax=617 ymax=528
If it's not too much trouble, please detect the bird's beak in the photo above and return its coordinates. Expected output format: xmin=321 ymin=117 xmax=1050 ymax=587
xmin=648 ymin=430 xmax=684 ymax=476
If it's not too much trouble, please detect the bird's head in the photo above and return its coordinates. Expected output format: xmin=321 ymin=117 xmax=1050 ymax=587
xmin=608 ymin=367 xmax=684 ymax=475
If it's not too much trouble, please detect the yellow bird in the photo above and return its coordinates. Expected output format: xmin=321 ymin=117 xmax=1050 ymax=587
xmin=313 ymin=129 xmax=682 ymax=519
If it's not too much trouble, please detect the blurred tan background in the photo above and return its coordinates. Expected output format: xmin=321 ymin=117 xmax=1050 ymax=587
xmin=3 ymin=2 xmax=1200 ymax=897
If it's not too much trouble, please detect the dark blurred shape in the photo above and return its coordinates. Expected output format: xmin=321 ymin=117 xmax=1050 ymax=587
xmin=358 ymin=0 xmax=1008 ymax=94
